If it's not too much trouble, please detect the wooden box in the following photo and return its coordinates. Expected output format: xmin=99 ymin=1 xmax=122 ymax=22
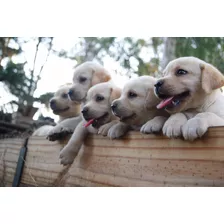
xmin=0 ymin=127 xmax=224 ymax=187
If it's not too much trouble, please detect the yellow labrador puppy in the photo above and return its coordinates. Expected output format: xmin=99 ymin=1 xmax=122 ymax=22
xmin=32 ymin=83 xmax=80 ymax=136
xmin=59 ymin=82 xmax=121 ymax=165
xmin=68 ymin=61 xmax=111 ymax=102
xmin=47 ymin=61 xmax=111 ymax=140
xmin=109 ymin=76 xmax=169 ymax=139
xmin=154 ymin=56 xmax=224 ymax=140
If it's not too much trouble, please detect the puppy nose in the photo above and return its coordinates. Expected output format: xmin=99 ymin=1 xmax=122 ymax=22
xmin=154 ymin=80 xmax=164 ymax=88
xmin=50 ymin=99 xmax=56 ymax=108
xmin=68 ymin=89 xmax=73 ymax=97
xmin=81 ymin=107 xmax=88 ymax=115
xmin=111 ymin=102 xmax=117 ymax=111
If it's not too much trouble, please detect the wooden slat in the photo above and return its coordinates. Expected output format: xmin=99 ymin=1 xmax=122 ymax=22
xmin=0 ymin=127 xmax=224 ymax=186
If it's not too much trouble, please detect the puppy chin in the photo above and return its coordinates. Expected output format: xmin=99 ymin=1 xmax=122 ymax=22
xmin=69 ymin=95 xmax=84 ymax=102
xmin=114 ymin=111 xmax=136 ymax=124
xmin=69 ymin=89 xmax=86 ymax=102
xmin=165 ymin=105 xmax=183 ymax=114
xmin=53 ymin=111 xmax=60 ymax=115
xmin=52 ymin=107 xmax=70 ymax=115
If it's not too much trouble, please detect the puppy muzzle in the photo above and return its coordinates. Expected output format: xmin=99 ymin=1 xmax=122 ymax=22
xmin=111 ymin=102 xmax=117 ymax=112
xmin=154 ymin=80 xmax=165 ymax=98
xmin=81 ymin=107 xmax=90 ymax=120
xmin=49 ymin=99 xmax=57 ymax=110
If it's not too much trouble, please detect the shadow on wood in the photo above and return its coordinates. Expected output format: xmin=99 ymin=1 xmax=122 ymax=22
xmin=0 ymin=127 xmax=224 ymax=187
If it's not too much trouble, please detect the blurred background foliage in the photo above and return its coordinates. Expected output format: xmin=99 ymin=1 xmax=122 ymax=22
xmin=0 ymin=37 xmax=54 ymax=117
xmin=1 ymin=37 xmax=224 ymax=122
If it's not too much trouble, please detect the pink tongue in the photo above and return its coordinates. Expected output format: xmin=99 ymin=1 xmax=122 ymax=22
xmin=157 ymin=96 xmax=174 ymax=109
xmin=84 ymin=119 xmax=94 ymax=128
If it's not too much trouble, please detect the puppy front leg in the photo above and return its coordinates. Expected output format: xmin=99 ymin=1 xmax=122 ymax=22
xmin=140 ymin=116 xmax=168 ymax=134
xmin=107 ymin=122 xmax=130 ymax=139
xmin=182 ymin=112 xmax=224 ymax=141
xmin=48 ymin=116 xmax=82 ymax=141
xmin=59 ymin=121 xmax=88 ymax=165
xmin=163 ymin=113 xmax=188 ymax=138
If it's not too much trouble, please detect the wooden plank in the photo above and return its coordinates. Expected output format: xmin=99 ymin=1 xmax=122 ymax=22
xmin=0 ymin=127 xmax=224 ymax=186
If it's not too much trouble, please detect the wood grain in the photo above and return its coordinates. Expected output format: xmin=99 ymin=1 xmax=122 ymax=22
xmin=0 ymin=127 xmax=224 ymax=186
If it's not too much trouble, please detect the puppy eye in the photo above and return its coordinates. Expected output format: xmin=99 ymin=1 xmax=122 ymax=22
xmin=79 ymin=77 xmax=87 ymax=83
xmin=96 ymin=96 xmax=104 ymax=102
xmin=61 ymin=93 xmax=68 ymax=99
xmin=128 ymin=92 xmax=137 ymax=98
xmin=176 ymin=69 xmax=188 ymax=76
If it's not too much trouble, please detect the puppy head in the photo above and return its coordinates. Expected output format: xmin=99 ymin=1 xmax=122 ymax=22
xmin=49 ymin=83 xmax=80 ymax=119
xmin=68 ymin=61 xmax=111 ymax=102
xmin=81 ymin=82 xmax=121 ymax=129
xmin=111 ymin=76 xmax=159 ymax=126
xmin=154 ymin=56 xmax=224 ymax=113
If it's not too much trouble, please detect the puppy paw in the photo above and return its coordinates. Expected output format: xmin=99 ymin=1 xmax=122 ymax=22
xmin=59 ymin=146 xmax=78 ymax=165
xmin=182 ymin=118 xmax=208 ymax=141
xmin=162 ymin=113 xmax=187 ymax=138
xmin=47 ymin=125 xmax=73 ymax=141
xmin=108 ymin=123 xmax=128 ymax=139
xmin=140 ymin=116 xmax=167 ymax=134
xmin=163 ymin=122 xmax=182 ymax=138
xmin=98 ymin=123 xmax=114 ymax=136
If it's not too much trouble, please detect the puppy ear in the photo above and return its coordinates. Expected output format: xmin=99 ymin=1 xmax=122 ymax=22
xmin=201 ymin=63 xmax=224 ymax=93
xmin=144 ymin=88 xmax=159 ymax=110
xmin=91 ymin=69 xmax=111 ymax=86
xmin=110 ymin=87 xmax=121 ymax=102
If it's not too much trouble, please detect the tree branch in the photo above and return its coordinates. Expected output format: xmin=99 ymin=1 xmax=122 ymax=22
xmin=33 ymin=37 xmax=53 ymax=93
xmin=28 ymin=37 xmax=42 ymax=97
